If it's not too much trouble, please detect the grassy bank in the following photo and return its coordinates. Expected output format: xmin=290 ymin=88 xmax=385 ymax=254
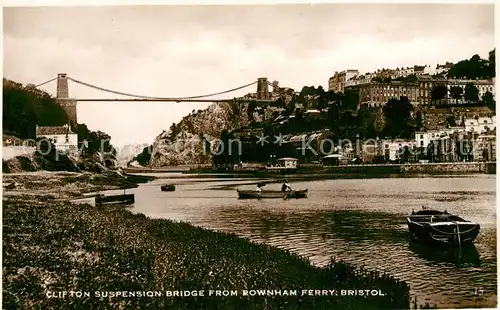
xmin=3 ymin=194 xmax=410 ymax=309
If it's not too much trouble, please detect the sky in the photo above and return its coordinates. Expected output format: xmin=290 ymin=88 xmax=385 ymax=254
xmin=3 ymin=4 xmax=495 ymax=146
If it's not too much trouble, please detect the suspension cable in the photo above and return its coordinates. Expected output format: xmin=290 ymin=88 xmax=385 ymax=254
xmin=34 ymin=77 xmax=58 ymax=88
xmin=67 ymin=76 xmax=258 ymax=100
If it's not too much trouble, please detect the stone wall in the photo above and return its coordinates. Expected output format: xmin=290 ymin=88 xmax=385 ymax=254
xmin=318 ymin=162 xmax=496 ymax=175
xmin=2 ymin=146 xmax=36 ymax=160
xmin=400 ymin=162 xmax=495 ymax=174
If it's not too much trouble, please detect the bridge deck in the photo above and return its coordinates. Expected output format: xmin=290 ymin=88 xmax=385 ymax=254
xmin=58 ymin=98 xmax=277 ymax=103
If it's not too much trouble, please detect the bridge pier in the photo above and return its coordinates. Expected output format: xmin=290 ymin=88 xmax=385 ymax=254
xmin=256 ymin=77 xmax=270 ymax=100
xmin=56 ymin=73 xmax=78 ymax=127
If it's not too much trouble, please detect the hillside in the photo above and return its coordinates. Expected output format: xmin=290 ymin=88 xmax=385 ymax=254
xmin=3 ymin=79 xmax=69 ymax=139
xmin=3 ymin=79 xmax=118 ymax=173
xmin=140 ymin=51 xmax=497 ymax=168
xmin=149 ymin=101 xmax=252 ymax=167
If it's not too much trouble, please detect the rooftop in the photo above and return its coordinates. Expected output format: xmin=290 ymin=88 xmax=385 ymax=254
xmin=278 ymin=157 xmax=298 ymax=161
xmin=36 ymin=124 xmax=75 ymax=136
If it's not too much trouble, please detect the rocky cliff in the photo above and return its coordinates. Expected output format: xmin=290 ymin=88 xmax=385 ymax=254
xmin=149 ymin=101 xmax=251 ymax=167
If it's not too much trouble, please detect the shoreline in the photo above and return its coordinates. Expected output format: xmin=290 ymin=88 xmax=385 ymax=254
xmin=2 ymin=171 xmax=155 ymax=199
xmin=2 ymin=171 xmax=411 ymax=309
xmin=124 ymin=161 xmax=496 ymax=176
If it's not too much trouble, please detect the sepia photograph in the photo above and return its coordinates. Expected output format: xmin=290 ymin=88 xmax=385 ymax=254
xmin=2 ymin=2 xmax=497 ymax=309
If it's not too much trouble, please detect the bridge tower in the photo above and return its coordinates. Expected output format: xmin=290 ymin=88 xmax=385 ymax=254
xmin=256 ymin=77 xmax=270 ymax=100
xmin=56 ymin=73 xmax=78 ymax=127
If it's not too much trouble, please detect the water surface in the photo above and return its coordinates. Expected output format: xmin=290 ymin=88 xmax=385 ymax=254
xmin=117 ymin=174 xmax=496 ymax=309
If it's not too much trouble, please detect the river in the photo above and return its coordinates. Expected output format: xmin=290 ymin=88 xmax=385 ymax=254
xmin=113 ymin=173 xmax=496 ymax=309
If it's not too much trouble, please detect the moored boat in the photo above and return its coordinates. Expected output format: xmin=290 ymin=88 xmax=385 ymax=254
xmin=161 ymin=184 xmax=176 ymax=192
xmin=237 ymin=189 xmax=308 ymax=199
xmin=3 ymin=182 xmax=15 ymax=190
xmin=95 ymin=193 xmax=135 ymax=206
xmin=407 ymin=207 xmax=480 ymax=246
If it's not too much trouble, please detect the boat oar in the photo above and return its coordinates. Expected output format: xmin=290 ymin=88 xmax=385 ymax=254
xmin=456 ymin=222 xmax=461 ymax=251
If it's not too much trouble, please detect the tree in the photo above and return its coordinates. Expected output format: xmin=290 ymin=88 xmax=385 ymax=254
xmin=327 ymin=101 xmax=340 ymax=122
xmin=430 ymin=85 xmax=448 ymax=101
xmin=343 ymin=89 xmax=359 ymax=110
xmin=489 ymin=49 xmax=495 ymax=77
xmin=449 ymin=86 xmax=463 ymax=101
xmin=427 ymin=141 xmax=436 ymax=163
xmin=447 ymin=54 xmax=492 ymax=79
xmin=382 ymin=96 xmax=414 ymax=138
xmin=134 ymin=145 xmax=153 ymax=166
xmin=415 ymin=110 xmax=423 ymax=131
xmin=3 ymin=79 xmax=68 ymax=139
xmin=464 ymin=84 xmax=479 ymax=103
xmin=247 ymin=101 xmax=257 ymax=119
xmin=212 ymin=130 xmax=241 ymax=170
xmin=445 ymin=116 xmax=456 ymax=127
xmin=169 ymin=122 xmax=179 ymax=137
xmin=286 ymin=99 xmax=296 ymax=115
xmin=396 ymin=146 xmax=411 ymax=163
xmin=77 ymin=124 xmax=116 ymax=160
xmin=316 ymin=86 xmax=327 ymax=110
xmin=482 ymin=91 xmax=495 ymax=111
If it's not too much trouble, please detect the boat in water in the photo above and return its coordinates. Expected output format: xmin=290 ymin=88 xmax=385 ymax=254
xmin=407 ymin=207 xmax=480 ymax=246
xmin=161 ymin=184 xmax=176 ymax=192
xmin=95 ymin=193 xmax=135 ymax=206
xmin=237 ymin=189 xmax=308 ymax=199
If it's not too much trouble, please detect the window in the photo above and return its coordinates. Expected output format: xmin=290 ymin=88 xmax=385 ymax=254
xmin=420 ymin=134 xmax=424 ymax=139
xmin=420 ymin=141 xmax=424 ymax=146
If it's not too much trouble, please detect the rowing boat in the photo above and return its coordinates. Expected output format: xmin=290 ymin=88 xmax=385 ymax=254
xmin=161 ymin=184 xmax=176 ymax=191
xmin=407 ymin=207 xmax=480 ymax=246
xmin=237 ymin=189 xmax=308 ymax=199
xmin=95 ymin=194 xmax=135 ymax=206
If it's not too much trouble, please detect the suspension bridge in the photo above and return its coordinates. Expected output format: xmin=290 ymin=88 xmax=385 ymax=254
xmin=36 ymin=73 xmax=279 ymax=102
xmin=35 ymin=73 xmax=283 ymax=126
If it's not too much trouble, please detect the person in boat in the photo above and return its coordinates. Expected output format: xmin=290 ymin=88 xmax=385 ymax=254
xmin=281 ymin=180 xmax=292 ymax=192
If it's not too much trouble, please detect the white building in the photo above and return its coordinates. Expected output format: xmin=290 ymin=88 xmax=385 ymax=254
xmin=447 ymin=79 xmax=495 ymax=100
xmin=476 ymin=79 xmax=495 ymax=99
xmin=390 ymin=67 xmax=415 ymax=79
xmin=402 ymin=67 xmax=415 ymax=76
xmin=435 ymin=62 xmax=454 ymax=75
xmin=474 ymin=134 xmax=496 ymax=162
xmin=277 ymin=157 xmax=298 ymax=169
xmin=381 ymin=139 xmax=417 ymax=161
xmin=415 ymin=131 xmax=437 ymax=148
xmin=35 ymin=123 xmax=78 ymax=154
xmin=423 ymin=65 xmax=435 ymax=76
xmin=415 ymin=127 xmax=466 ymax=148
xmin=328 ymin=69 xmax=360 ymax=92
xmin=464 ymin=117 xmax=496 ymax=134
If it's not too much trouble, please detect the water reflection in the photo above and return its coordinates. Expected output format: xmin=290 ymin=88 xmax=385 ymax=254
xmin=409 ymin=241 xmax=481 ymax=267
